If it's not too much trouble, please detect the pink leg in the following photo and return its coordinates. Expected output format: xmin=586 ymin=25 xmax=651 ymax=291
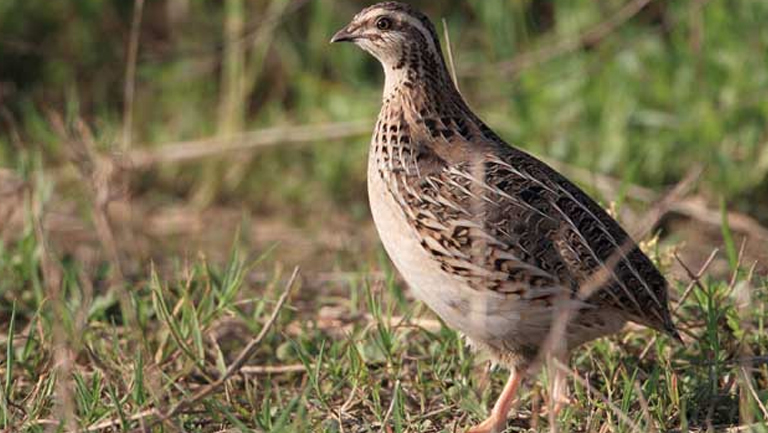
xmin=467 ymin=368 xmax=522 ymax=433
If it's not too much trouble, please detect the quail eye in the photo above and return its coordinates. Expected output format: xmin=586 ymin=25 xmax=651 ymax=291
xmin=376 ymin=17 xmax=392 ymax=31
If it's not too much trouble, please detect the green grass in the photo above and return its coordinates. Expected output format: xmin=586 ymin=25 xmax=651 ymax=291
xmin=1 ymin=0 xmax=768 ymax=431
xmin=0 ymin=209 xmax=767 ymax=432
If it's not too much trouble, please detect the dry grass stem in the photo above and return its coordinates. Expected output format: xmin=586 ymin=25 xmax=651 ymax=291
xmin=441 ymin=18 xmax=460 ymax=94
xmin=121 ymin=0 xmax=146 ymax=151
xmin=84 ymin=409 xmax=157 ymax=432
xmin=740 ymin=366 xmax=768 ymax=420
xmin=380 ymin=379 xmax=401 ymax=431
xmin=129 ymin=121 xmax=370 ymax=168
xmin=674 ymin=248 xmax=720 ymax=312
xmin=239 ymin=364 xmax=306 ymax=374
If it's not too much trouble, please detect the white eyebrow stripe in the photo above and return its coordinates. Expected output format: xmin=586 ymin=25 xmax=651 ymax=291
xmin=354 ymin=8 xmax=440 ymax=56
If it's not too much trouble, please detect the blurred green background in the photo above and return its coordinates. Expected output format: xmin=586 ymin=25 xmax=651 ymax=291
xmin=1 ymin=0 xmax=768 ymax=264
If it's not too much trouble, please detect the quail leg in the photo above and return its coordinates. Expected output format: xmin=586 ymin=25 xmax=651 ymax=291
xmin=467 ymin=369 xmax=522 ymax=433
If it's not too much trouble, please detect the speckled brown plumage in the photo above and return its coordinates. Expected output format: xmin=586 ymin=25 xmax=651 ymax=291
xmin=333 ymin=3 xmax=679 ymax=431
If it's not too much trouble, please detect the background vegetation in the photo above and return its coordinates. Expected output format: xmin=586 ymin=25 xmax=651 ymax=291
xmin=1 ymin=0 xmax=767 ymax=431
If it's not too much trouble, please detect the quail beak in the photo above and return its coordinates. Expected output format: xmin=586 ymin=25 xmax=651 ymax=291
xmin=330 ymin=25 xmax=359 ymax=43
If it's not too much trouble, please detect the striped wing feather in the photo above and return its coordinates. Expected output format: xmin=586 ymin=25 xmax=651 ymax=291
xmin=390 ymin=118 xmax=677 ymax=338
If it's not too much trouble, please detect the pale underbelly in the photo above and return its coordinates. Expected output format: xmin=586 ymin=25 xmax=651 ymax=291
xmin=366 ymin=163 xmax=523 ymax=343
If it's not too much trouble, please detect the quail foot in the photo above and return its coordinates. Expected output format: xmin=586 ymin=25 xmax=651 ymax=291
xmin=332 ymin=3 xmax=680 ymax=432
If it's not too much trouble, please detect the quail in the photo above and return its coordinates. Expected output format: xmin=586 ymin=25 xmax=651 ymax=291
xmin=332 ymin=3 xmax=680 ymax=432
